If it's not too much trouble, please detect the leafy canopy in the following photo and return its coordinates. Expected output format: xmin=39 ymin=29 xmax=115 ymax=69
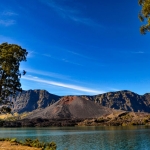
xmin=0 ymin=43 xmax=28 ymax=104
xmin=139 ymin=0 xmax=150 ymax=34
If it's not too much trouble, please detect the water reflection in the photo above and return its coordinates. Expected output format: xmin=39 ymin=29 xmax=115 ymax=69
xmin=0 ymin=126 xmax=150 ymax=150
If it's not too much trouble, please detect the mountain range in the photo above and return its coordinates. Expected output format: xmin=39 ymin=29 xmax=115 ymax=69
xmin=1 ymin=89 xmax=150 ymax=127
xmin=9 ymin=89 xmax=150 ymax=114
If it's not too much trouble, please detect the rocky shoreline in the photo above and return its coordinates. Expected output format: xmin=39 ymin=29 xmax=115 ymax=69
xmin=0 ymin=118 xmax=83 ymax=127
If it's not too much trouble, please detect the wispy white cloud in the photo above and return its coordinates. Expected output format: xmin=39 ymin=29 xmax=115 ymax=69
xmin=27 ymin=51 xmax=38 ymax=58
xmin=27 ymin=75 xmax=39 ymax=79
xmin=41 ymin=45 xmax=96 ymax=62
xmin=70 ymin=16 xmax=101 ymax=27
xmin=42 ymin=53 xmax=58 ymax=59
xmin=131 ymin=51 xmax=144 ymax=54
xmin=0 ymin=10 xmax=17 ymax=26
xmin=2 ymin=10 xmax=18 ymax=16
xmin=119 ymin=50 xmax=146 ymax=56
xmin=32 ymin=76 xmax=39 ymax=79
xmin=22 ymin=76 xmax=104 ymax=94
xmin=42 ymin=52 xmax=105 ymax=67
xmin=0 ymin=20 xmax=16 ymax=26
xmin=21 ymin=68 xmax=71 ymax=80
xmin=40 ymin=0 xmax=79 ymax=17
xmin=42 ymin=53 xmax=84 ymax=66
xmin=62 ymin=58 xmax=84 ymax=66
xmin=67 ymin=50 xmax=95 ymax=60
xmin=43 ymin=54 xmax=51 ymax=57
xmin=40 ymin=0 xmax=101 ymax=27
xmin=109 ymin=88 xmax=121 ymax=91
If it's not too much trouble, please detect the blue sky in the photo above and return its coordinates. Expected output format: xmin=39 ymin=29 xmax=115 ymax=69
xmin=0 ymin=0 xmax=150 ymax=95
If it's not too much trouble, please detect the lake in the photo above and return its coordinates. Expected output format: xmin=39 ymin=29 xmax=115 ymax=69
xmin=0 ymin=126 xmax=150 ymax=150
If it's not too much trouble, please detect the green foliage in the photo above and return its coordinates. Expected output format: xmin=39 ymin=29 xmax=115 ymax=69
xmin=10 ymin=138 xmax=17 ymax=142
xmin=0 ymin=43 xmax=28 ymax=111
xmin=0 ymin=137 xmax=57 ymax=150
xmin=138 ymin=0 xmax=150 ymax=34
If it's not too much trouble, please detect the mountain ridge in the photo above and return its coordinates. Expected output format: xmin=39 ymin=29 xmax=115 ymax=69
xmin=86 ymin=90 xmax=150 ymax=112
xmin=7 ymin=89 xmax=150 ymax=113
xmin=8 ymin=89 xmax=61 ymax=113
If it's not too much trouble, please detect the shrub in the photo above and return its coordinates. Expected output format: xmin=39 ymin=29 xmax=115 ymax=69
xmin=0 ymin=137 xmax=57 ymax=150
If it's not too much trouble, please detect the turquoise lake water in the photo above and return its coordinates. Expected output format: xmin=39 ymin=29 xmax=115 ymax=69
xmin=0 ymin=126 xmax=150 ymax=150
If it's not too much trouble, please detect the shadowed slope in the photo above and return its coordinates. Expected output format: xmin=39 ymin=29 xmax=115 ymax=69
xmin=87 ymin=90 xmax=150 ymax=112
xmin=8 ymin=90 xmax=61 ymax=113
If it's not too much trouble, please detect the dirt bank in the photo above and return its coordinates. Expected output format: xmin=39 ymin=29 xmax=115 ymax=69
xmin=0 ymin=141 xmax=41 ymax=150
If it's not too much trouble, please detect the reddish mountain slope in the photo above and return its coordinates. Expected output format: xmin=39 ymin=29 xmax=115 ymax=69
xmin=27 ymin=96 xmax=114 ymax=119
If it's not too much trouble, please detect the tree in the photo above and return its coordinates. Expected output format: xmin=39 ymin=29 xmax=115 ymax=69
xmin=0 ymin=43 xmax=28 ymax=107
xmin=138 ymin=0 xmax=150 ymax=34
